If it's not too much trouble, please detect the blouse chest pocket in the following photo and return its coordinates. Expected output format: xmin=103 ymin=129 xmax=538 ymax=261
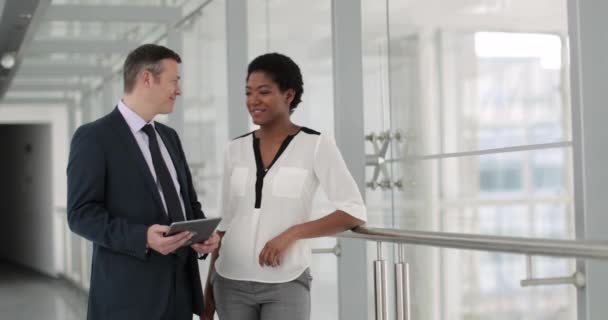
xmin=272 ymin=167 xmax=309 ymax=199
xmin=230 ymin=167 xmax=249 ymax=197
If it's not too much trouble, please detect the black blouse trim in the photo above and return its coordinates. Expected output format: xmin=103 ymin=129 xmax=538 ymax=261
xmin=252 ymin=129 xmax=301 ymax=209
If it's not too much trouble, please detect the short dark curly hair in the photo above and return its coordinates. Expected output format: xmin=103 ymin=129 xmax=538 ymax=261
xmin=247 ymin=53 xmax=304 ymax=113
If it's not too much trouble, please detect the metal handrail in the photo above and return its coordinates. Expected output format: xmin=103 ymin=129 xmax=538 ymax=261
xmin=338 ymin=226 xmax=608 ymax=260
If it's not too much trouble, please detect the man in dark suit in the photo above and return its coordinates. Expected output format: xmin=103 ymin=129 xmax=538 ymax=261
xmin=67 ymin=44 xmax=219 ymax=320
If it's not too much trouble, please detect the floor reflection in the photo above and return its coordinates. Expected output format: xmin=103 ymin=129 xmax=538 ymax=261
xmin=0 ymin=263 xmax=87 ymax=320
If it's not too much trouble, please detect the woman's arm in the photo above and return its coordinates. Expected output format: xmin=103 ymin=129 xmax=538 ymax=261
xmin=259 ymin=211 xmax=364 ymax=267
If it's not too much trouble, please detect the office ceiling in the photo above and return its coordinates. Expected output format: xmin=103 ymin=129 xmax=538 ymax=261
xmin=0 ymin=0 xmax=186 ymax=104
xmin=0 ymin=0 xmax=567 ymax=104
xmin=0 ymin=0 xmax=50 ymax=98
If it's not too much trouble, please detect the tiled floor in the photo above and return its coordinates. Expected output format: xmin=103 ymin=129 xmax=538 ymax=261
xmin=0 ymin=263 xmax=87 ymax=320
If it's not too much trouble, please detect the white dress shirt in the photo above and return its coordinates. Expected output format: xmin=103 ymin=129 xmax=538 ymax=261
xmin=215 ymin=128 xmax=367 ymax=283
xmin=117 ymin=100 xmax=187 ymax=220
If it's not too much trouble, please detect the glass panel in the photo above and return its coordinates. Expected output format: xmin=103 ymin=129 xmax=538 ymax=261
xmin=181 ymin=0 xmax=227 ymax=213
xmin=440 ymin=248 xmax=576 ymax=320
xmin=248 ymin=0 xmax=335 ymax=134
xmin=362 ymin=0 xmax=398 ymax=229
xmin=439 ymin=31 xmax=568 ymax=154
xmin=381 ymin=244 xmax=578 ymax=320
xmin=361 ymin=0 xmax=572 ymax=232
xmin=362 ymin=0 xmax=573 ymax=319
xmin=387 ymin=149 xmax=574 ymax=238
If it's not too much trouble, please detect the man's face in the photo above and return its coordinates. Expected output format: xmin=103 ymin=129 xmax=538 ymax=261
xmin=150 ymin=58 xmax=181 ymax=115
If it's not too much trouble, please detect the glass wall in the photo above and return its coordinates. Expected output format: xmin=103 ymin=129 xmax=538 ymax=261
xmin=361 ymin=0 xmax=574 ymax=319
xmin=180 ymin=0 xmax=228 ymax=219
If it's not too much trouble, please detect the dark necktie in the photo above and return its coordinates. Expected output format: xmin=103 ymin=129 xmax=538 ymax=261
xmin=142 ymin=124 xmax=184 ymax=223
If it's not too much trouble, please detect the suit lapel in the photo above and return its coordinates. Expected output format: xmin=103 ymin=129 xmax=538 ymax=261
xmin=108 ymin=108 xmax=167 ymax=219
xmin=155 ymin=123 xmax=193 ymax=220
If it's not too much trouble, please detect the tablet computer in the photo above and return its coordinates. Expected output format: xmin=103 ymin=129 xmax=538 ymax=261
xmin=165 ymin=217 xmax=221 ymax=247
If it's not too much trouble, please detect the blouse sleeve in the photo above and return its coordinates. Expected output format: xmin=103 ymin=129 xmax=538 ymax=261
xmin=216 ymin=145 xmax=233 ymax=231
xmin=313 ymin=134 xmax=367 ymax=222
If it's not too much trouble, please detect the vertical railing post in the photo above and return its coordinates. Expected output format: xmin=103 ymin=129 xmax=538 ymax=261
xmin=395 ymin=244 xmax=411 ymax=320
xmin=374 ymin=241 xmax=388 ymax=320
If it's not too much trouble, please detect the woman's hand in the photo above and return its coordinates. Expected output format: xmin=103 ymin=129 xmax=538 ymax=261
xmin=259 ymin=228 xmax=298 ymax=267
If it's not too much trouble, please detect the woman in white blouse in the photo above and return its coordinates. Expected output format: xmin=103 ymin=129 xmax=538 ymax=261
xmin=202 ymin=53 xmax=367 ymax=320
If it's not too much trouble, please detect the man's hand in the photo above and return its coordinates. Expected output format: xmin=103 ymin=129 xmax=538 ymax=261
xmin=259 ymin=229 xmax=297 ymax=267
xmin=146 ymin=224 xmax=192 ymax=255
xmin=191 ymin=232 xmax=220 ymax=254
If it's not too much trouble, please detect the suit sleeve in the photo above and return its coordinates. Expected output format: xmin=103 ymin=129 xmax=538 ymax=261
xmin=67 ymin=125 xmax=149 ymax=260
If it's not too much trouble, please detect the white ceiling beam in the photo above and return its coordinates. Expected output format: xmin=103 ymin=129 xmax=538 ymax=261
xmin=9 ymin=83 xmax=89 ymax=92
xmin=45 ymin=5 xmax=181 ymax=23
xmin=19 ymin=63 xmax=108 ymax=76
xmin=29 ymin=39 xmax=138 ymax=54
xmin=0 ymin=97 xmax=72 ymax=105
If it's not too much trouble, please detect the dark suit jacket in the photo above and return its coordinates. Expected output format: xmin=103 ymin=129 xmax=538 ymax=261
xmin=67 ymin=108 xmax=205 ymax=320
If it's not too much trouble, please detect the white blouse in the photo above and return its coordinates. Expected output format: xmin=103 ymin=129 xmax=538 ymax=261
xmin=215 ymin=128 xmax=367 ymax=283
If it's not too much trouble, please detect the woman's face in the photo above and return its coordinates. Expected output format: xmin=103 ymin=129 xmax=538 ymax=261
xmin=245 ymin=71 xmax=294 ymax=126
